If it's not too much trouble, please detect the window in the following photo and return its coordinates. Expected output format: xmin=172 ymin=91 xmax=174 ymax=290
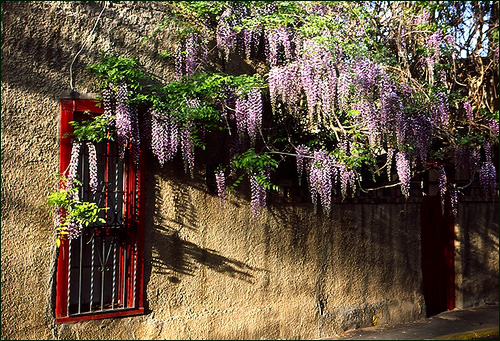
xmin=55 ymin=99 xmax=144 ymax=323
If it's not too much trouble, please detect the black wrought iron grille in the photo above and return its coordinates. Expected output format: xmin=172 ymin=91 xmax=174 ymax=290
xmin=66 ymin=141 xmax=138 ymax=316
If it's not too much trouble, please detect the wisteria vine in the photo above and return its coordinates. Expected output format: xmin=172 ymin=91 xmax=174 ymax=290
xmin=72 ymin=1 xmax=498 ymax=227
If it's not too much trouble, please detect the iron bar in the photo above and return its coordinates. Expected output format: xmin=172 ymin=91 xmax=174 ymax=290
xmin=115 ymin=152 xmax=119 ymax=225
xmin=100 ymin=236 xmax=105 ymax=311
xmin=81 ymin=144 xmax=86 ymax=201
xmin=105 ymin=142 xmax=110 ymax=226
xmin=123 ymin=247 xmax=127 ymax=308
xmin=67 ymin=240 xmax=72 ymax=316
xmin=112 ymin=236 xmax=117 ymax=309
xmin=78 ymin=234 xmax=83 ymax=314
xmin=133 ymin=241 xmax=137 ymax=309
xmin=90 ymin=230 xmax=95 ymax=312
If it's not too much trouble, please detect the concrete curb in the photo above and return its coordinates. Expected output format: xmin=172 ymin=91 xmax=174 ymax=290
xmin=426 ymin=327 xmax=499 ymax=340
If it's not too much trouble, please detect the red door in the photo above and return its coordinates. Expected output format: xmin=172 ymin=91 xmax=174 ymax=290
xmin=421 ymin=195 xmax=455 ymax=316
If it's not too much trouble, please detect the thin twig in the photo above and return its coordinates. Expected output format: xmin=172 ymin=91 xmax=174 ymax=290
xmin=70 ymin=2 xmax=107 ymax=90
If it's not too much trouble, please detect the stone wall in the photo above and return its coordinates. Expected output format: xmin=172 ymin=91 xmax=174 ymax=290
xmin=1 ymin=1 xmax=497 ymax=340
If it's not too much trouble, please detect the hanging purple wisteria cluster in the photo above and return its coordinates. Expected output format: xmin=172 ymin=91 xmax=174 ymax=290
xmin=438 ymin=165 xmax=448 ymax=215
xmin=215 ymin=168 xmax=226 ymax=208
xmin=216 ymin=2 xmax=272 ymax=61
xmin=55 ymin=142 xmax=83 ymax=239
xmin=55 ymin=140 xmax=100 ymax=241
xmin=294 ymin=145 xmax=360 ymax=214
xmin=87 ymin=142 xmax=98 ymax=193
xmin=396 ymin=152 xmax=411 ymax=198
xmin=103 ymin=83 xmax=141 ymax=165
xmin=479 ymin=142 xmax=497 ymax=197
xmin=150 ymin=109 xmax=179 ymax=167
xmin=175 ymin=32 xmax=209 ymax=80
xmin=234 ymin=88 xmax=263 ymax=146
xmin=67 ymin=141 xmax=82 ymax=194
xmin=250 ymin=173 xmax=267 ymax=217
xmin=147 ymin=98 xmax=199 ymax=178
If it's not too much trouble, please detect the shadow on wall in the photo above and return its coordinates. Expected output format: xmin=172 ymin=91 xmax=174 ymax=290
xmin=150 ymin=225 xmax=256 ymax=284
xmin=1 ymin=1 xmax=173 ymax=100
xmin=141 ymin=157 xmax=263 ymax=301
xmin=457 ymin=202 xmax=500 ymax=307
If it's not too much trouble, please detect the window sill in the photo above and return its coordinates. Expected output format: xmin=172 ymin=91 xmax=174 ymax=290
xmin=55 ymin=307 xmax=144 ymax=324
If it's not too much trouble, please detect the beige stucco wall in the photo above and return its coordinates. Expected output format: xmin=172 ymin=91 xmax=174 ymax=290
xmin=455 ymin=201 xmax=499 ymax=309
xmin=1 ymin=2 xmax=497 ymax=340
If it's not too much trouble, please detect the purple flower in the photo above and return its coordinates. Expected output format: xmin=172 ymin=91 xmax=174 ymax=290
xmin=130 ymin=106 xmax=141 ymax=165
xmin=113 ymin=83 xmax=140 ymax=163
xmin=151 ymin=110 xmax=179 ymax=166
xmin=412 ymin=115 xmax=432 ymax=163
xmin=185 ymin=33 xmax=199 ymax=76
xmin=52 ymin=208 xmax=64 ymax=234
xmin=243 ymin=28 xmax=254 ymax=59
xmin=266 ymin=26 xmax=294 ymax=66
xmin=168 ymin=115 xmax=179 ymax=159
xmin=439 ymin=69 xmax=447 ymax=84
xmin=102 ymin=87 xmax=114 ymax=124
xmin=433 ymin=91 xmax=449 ymax=126
xmin=450 ymin=187 xmax=458 ymax=218
xmin=217 ymin=5 xmax=238 ymax=61
xmin=339 ymin=163 xmax=356 ymax=201
xmin=386 ymin=147 xmax=395 ymax=181
xmin=67 ymin=141 xmax=82 ymax=191
xmin=180 ymin=120 xmax=195 ymax=177
xmin=268 ymin=67 xmax=280 ymax=113
xmin=235 ymin=94 xmax=248 ymax=142
xmin=200 ymin=33 xmax=209 ymax=69
xmin=438 ymin=165 xmax=447 ymax=215
xmin=464 ymin=100 xmax=473 ymax=121
xmin=247 ymin=87 xmax=262 ymax=146
xmin=444 ymin=35 xmax=455 ymax=45
xmin=488 ymin=119 xmax=499 ymax=136
xmin=427 ymin=30 xmax=443 ymax=58
xmin=469 ymin=148 xmax=480 ymax=178
xmin=268 ymin=63 xmax=301 ymax=115
xmin=307 ymin=150 xmax=336 ymax=214
xmin=337 ymin=68 xmax=351 ymax=112
xmin=353 ymin=101 xmax=378 ymax=146
xmin=67 ymin=219 xmax=83 ymax=240
xmin=296 ymin=144 xmax=310 ymax=186
xmin=414 ymin=9 xmax=430 ymax=25
xmin=479 ymin=162 xmax=497 ymax=197
xmin=151 ymin=110 xmax=166 ymax=165
xmin=250 ymin=173 xmax=267 ymax=218
xmin=396 ymin=151 xmax=411 ymax=198
xmin=425 ymin=56 xmax=435 ymax=75
xmin=115 ymin=84 xmax=132 ymax=159
xmin=86 ymin=142 xmax=98 ymax=194
xmin=354 ymin=58 xmax=380 ymax=95
xmin=266 ymin=29 xmax=280 ymax=67
xmin=175 ymin=45 xmax=184 ymax=80
xmin=484 ymin=142 xmax=492 ymax=164
xmin=215 ymin=168 xmax=226 ymax=208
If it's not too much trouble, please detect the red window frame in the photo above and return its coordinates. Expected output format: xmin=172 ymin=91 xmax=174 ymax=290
xmin=55 ymin=98 xmax=145 ymax=324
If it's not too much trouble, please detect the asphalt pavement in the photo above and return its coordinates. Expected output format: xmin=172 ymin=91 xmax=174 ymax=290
xmin=320 ymin=304 xmax=499 ymax=340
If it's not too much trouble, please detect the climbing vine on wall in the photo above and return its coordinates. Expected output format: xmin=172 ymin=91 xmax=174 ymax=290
xmin=53 ymin=1 xmax=499 ymax=237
